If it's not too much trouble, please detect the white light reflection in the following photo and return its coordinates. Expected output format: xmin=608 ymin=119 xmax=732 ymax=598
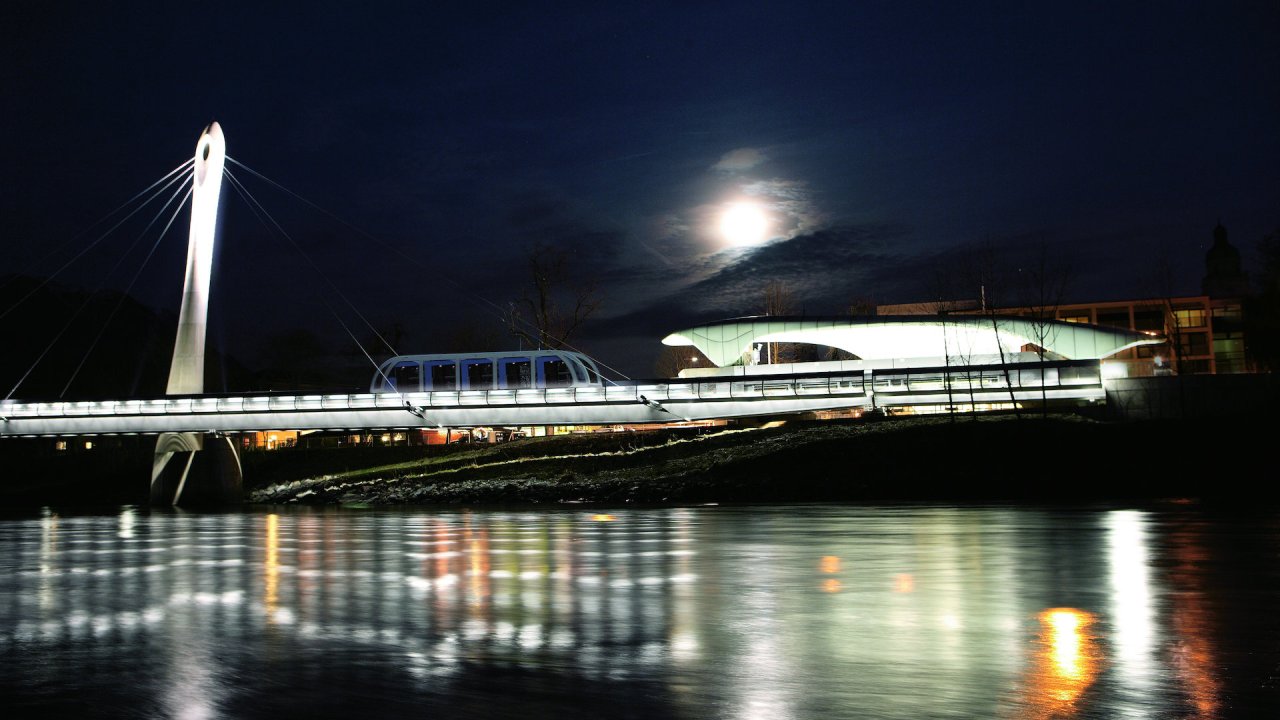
xmin=1107 ymin=510 xmax=1158 ymax=711
xmin=6 ymin=507 xmax=715 ymax=710
xmin=38 ymin=510 xmax=59 ymax=613
xmin=118 ymin=507 xmax=137 ymax=539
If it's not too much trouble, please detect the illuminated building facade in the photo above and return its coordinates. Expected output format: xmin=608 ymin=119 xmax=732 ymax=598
xmin=662 ymin=315 xmax=1162 ymax=414
xmin=878 ymin=296 xmax=1246 ymax=378
xmin=879 ymin=224 xmax=1254 ymax=378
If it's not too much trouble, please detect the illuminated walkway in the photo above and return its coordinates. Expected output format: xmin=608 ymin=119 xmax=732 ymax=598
xmin=0 ymin=360 xmax=1109 ymax=438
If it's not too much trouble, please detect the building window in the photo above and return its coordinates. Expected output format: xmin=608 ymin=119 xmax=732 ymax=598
xmin=1213 ymin=336 xmax=1246 ymax=374
xmin=1180 ymin=358 xmax=1212 ymax=375
xmin=1059 ymin=313 xmax=1090 ymax=324
xmin=1212 ymin=304 xmax=1242 ymax=322
xmin=1096 ymin=311 xmax=1130 ymax=329
xmin=1133 ymin=308 xmax=1163 ymax=333
xmin=1174 ymin=308 xmax=1207 ymax=328
xmin=1178 ymin=332 xmax=1210 ymax=357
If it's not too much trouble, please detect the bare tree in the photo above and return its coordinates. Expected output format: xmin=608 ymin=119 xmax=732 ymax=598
xmin=508 ymin=242 xmax=601 ymax=350
xmin=925 ymin=265 xmax=961 ymax=422
xmin=964 ymin=242 xmax=1021 ymax=418
xmin=1147 ymin=248 xmax=1193 ymax=418
xmin=1018 ymin=243 xmax=1072 ymax=418
xmin=761 ymin=280 xmax=796 ymax=364
xmin=654 ymin=346 xmax=708 ymax=378
xmin=1149 ymin=250 xmax=1186 ymax=375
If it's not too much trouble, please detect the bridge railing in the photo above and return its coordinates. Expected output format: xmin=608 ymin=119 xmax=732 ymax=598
xmin=1 ymin=372 xmax=870 ymax=421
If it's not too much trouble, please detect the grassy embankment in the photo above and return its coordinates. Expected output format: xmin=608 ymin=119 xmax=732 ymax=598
xmin=245 ymin=413 xmax=1269 ymax=506
xmin=4 ymin=413 xmax=1267 ymax=508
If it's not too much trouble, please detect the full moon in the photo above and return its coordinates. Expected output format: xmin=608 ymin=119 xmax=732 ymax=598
xmin=719 ymin=202 xmax=770 ymax=246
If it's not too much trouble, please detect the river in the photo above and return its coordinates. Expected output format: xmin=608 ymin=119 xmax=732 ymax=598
xmin=2 ymin=504 xmax=1277 ymax=718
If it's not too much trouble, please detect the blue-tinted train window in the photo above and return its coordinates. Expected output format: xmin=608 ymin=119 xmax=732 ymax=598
xmin=537 ymin=356 xmax=573 ymax=387
xmin=501 ymin=357 xmax=532 ymax=389
xmin=385 ymin=361 xmax=421 ymax=392
xmin=463 ymin=359 xmax=493 ymax=390
xmin=426 ymin=360 xmax=456 ymax=390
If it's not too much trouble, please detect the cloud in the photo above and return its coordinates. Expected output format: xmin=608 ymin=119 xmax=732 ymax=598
xmin=711 ymin=147 xmax=766 ymax=173
xmin=741 ymin=178 xmax=823 ymax=239
xmin=593 ymin=224 xmax=912 ymax=341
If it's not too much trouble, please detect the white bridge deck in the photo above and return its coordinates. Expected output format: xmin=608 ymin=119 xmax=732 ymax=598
xmin=0 ymin=363 xmax=1105 ymax=438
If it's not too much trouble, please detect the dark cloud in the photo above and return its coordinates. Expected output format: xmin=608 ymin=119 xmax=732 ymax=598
xmin=592 ymin=225 xmax=907 ymax=339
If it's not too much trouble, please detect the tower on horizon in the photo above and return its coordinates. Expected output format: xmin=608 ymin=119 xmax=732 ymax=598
xmin=1202 ymin=222 xmax=1250 ymax=298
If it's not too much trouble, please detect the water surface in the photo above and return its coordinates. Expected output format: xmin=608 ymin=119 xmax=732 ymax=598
xmin=2 ymin=504 xmax=1277 ymax=718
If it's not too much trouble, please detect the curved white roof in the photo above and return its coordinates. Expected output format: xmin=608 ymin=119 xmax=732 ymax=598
xmin=662 ymin=315 xmax=1162 ymax=367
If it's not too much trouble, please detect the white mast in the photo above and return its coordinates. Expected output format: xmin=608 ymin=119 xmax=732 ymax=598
xmin=166 ymin=122 xmax=225 ymax=395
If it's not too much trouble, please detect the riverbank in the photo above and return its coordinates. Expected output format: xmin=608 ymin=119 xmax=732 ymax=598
xmin=246 ymin=413 xmax=1271 ymax=506
xmin=3 ymin=413 xmax=1267 ymax=508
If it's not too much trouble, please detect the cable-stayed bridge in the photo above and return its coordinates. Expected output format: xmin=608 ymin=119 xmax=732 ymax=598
xmin=2 ymin=124 xmax=1131 ymax=504
xmin=0 ymin=123 xmax=889 ymax=505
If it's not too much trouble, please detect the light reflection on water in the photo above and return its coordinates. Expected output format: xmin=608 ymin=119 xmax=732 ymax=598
xmin=1 ymin=505 xmax=1277 ymax=718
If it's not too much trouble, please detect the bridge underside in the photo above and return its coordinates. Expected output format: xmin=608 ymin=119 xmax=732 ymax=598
xmin=151 ymin=432 xmax=243 ymax=506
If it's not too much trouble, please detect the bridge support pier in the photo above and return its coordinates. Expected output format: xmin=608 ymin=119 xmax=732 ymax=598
xmin=151 ymin=432 xmax=243 ymax=506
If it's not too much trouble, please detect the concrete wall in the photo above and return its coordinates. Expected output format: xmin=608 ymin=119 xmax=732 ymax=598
xmin=1105 ymin=374 xmax=1280 ymax=420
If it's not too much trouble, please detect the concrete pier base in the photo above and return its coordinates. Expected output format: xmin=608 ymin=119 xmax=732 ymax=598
xmin=151 ymin=432 xmax=243 ymax=506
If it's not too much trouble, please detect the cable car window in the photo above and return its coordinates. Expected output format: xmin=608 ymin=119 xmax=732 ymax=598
xmin=463 ymin=359 xmax=493 ymax=390
xmin=426 ymin=360 xmax=456 ymax=390
xmin=538 ymin=357 xmax=573 ymax=387
xmin=501 ymin=358 xmax=532 ymax=389
xmin=390 ymin=361 xmax=421 ymax=391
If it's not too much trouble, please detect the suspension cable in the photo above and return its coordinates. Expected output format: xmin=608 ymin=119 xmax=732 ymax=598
xmin=5 ymin=174 xmax=195 ymax=401
xmin=0 ymin=160 xmax=196 ymax=325
xmin=320 ymin=292 xmax=405 ymax=404
xmin=225 ymin=156 xmax=631 ymax=380
xmin=222 ymin=173 xmax=404 ymax=402
xmin=223 ymin=168 xmax=398 ymax=358
xmin=0 ymin=157 xmax=194 ymax=295
xmin=59 ymin=179 xmax=195 ymax=398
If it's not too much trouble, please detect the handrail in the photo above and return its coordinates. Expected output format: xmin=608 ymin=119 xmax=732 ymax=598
xmin=0 ymin=371 xmax=876 ymax=421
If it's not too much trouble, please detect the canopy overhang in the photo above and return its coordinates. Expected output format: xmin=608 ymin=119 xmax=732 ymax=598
xmin=662 ymin=315 xmax=1163 ymax=367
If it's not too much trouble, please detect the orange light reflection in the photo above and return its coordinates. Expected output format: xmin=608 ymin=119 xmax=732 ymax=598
xmin=264 ymin=513 xmax=279 ymax=618
xmin=591 ymin=514 xmax=617 ymax=522
xmin=1022 ymin=608 xmax=1100 ymax=718
xmin=1170 ymin=526 xmax=1220 ymax=718
xmin=819 ymin=556 xmax=840 ymax=574
xmin=894 ymin=573 xmax=914 ymax=593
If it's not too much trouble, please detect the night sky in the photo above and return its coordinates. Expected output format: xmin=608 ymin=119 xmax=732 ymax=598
xmin=3 ymin=1 xmax=1277 ymax=382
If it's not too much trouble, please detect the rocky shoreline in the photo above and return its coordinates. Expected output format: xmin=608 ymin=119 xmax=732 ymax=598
xmin=246 ymin=413 xmax=1269 ymax=507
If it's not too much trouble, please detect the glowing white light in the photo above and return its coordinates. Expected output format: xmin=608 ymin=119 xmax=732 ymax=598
xmin=1101 ymin=361 xmax=1127 ymax=380
xmin=719 ymin=202 xmax=770 ymax=246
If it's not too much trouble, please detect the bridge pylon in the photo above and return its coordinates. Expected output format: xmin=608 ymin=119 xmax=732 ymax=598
xmin=151 ymin=123 xmax=243 ymax=506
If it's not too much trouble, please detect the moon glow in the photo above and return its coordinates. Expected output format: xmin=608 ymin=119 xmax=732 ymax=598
xmin=719 ymin=202 xmax=769 ymax=246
